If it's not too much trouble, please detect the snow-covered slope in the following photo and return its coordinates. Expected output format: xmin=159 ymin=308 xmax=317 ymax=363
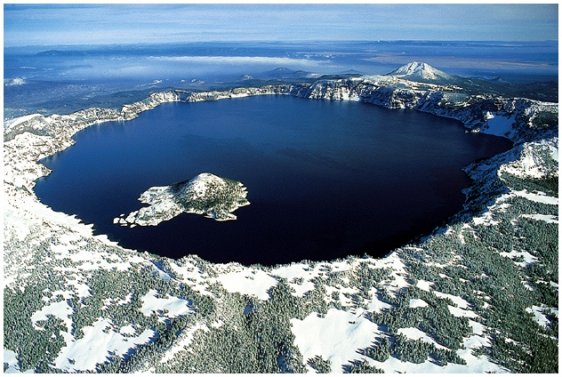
xmin=386 ymin=61 xmax=453 ymax=82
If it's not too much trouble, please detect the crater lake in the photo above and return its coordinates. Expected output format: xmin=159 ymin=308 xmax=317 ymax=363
xmin=35 ymin=96 xmax=512 ymax=265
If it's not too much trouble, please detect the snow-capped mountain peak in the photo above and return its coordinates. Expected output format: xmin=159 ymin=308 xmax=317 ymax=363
xmin=386 ymin=61 xmax=452 ymax=81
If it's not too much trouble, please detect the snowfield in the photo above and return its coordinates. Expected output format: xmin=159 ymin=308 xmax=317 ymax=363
xmin=53 ymin=318 xmax=155 ymax=372
xmin=140 ymin=289 xmax=192 ymax=318
xmin=214 ymin=268 xmax=278 ymax=300
xmin=291 ymin=308 xmax=381 ymax=373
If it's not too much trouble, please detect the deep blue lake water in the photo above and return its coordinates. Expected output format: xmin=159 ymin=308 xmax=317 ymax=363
xmin=35 ymin=96 xmax=512 ymax=265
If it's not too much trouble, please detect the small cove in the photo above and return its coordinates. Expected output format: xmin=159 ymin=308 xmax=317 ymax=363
xmin=35 ymin=96 xmax=513 ymax=265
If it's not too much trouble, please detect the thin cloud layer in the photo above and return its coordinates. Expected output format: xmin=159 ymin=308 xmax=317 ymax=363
xmin=4 ymin=4 xmax=558 ymax=47
xmin=148 ymin=55 xmax=323 ymax=66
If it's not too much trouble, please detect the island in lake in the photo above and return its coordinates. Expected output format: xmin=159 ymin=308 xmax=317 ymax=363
xmin=115 ymin=173 xmax=250 ymax=227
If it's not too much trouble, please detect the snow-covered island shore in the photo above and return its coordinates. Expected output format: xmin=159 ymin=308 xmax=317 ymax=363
xmin=115 ymin=173 xmax=250 ymax=227
xmin=3 ymin=63 xmax=559 ymax=373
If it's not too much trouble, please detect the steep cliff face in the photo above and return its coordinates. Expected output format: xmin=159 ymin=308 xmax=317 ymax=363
xmin=294 ymin=77 xmax=557 ymax=144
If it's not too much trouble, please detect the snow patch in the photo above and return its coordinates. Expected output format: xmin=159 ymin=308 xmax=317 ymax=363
xmin=520 ymin=214 xmax=558 ymax=224
xmin=513 ymin=190 xmax=558 ymax=205
xmin=54 ymin=318 xmax=155 ymax=372
xmin=499 ymin=250 xmax=538 ymax=267
xmin=31 ymin=300 xmax=73 ymax=336
xmin=161 ymin=322 xmax=209 ymax=363
xmin=416 ymin=280 xmax=434 ymax=292
xmin=119 ymin=325 xmax=136 ymax=336
xmin=397 ymin=327 xmax=445 ymax=349
xmin=270 ymin=263 xmax=319 ymax=297
xmin=291 ymin=308 xmax=381 ymax=373
xmin=366 ymin=288 xmax=393 ymax=313
xmin=447 ymin=305 xmax=478 ymax=318
xmin=409 ymin=298 xmax=429 ymax=308
xmin=3 ymin=349 xmax=22 ymax=373
xmin=140 ymin=289 xmax=192 ymax=318
xmin=215 ymin=268 xmax=278 ymax=300
xmin=525 ymin=305 xmax=556 ymax=328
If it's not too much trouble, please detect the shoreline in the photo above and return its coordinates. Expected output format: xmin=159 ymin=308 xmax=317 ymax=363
xmin=3 ymin=76 xmax=558 ymax=373
xmin=3 ymin=78 xmax=556 ymax=264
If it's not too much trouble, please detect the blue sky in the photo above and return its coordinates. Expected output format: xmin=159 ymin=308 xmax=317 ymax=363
xmin=4 ymin=4 xmax=558 ymax=46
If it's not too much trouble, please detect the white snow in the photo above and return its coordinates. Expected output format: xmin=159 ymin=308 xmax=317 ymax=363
xmin=434 ymin=291 xmax=471 ymax=309
xmin=513 ymin=190 xmax=558 ymax=205
xmin=102 ymin=293 xmax=132 ymax=310
xmin=409 ymin=298 xmax=429 ymax=308
xmin=469 ymin=320 xmax=486 ymax=336
xmin=167 ymin=258 xmax=213 ymax=296
xmin=291 ymin=308 xmax=381 ymax=373
xmin=5 ymin=113 xmax=41 ymax=128
xmin=270 ymin=263 xmax=319 ymax=297
xmin=161 ymin=322 xmax=209 ymax=363
xmin=54 ymin=318 xmax=154 ymax=372
xmin=387 ymin=62 xmax=452 ymax=81
xmin=501 ymin=138 xmax=558 ymax=179
xmin=397 ymin=327 xmax=445 ymax=349
xmin=366 ymin=288 xmax=393 ymax=313
xmin=140 ymin=289 xmax=192 ymax=318
xmin=3 ymin=349 xmax=21 ymax=373
xmin=499 ymin=249 xmax=538 ymax=267
xmin=68 ymin=281 xmax=91 ymax=299
xmin=31 ymin=300 xmax=73 ymax=334
xmin=472 ymin=211 xmax=499 ymax=226
xmin=416 ymin=279 xmax=434 ymax=292
xmin=447 ymin=305 xmax=478 ymax=318
xmin=520 ymin=214 xmax=558 ymax=224
xmin=373 ymin=252 xmax=410 ymax=293
xmin=371 ymin=317 xmax=505 ymax=373
xmin=119 ymin=325 xmax=136 ymax=336
xmin=525 ymin=305 xmax=555 ymax=328
xmin=433 ymin=291 xmax=477 ymax=318
xmin=215 ymin=268 xmax=278 ymax=300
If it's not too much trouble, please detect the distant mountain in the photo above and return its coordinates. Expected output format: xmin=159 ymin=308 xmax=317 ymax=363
xmin=259 ymin=67 xmax=317 ymax=80
xmin=35 ymin=49 xmax=89 ymax=57
xmin=337 ymin=69 xmax=364 ymax=76
xmin=386 ymin=62 xmax=453 ymax=82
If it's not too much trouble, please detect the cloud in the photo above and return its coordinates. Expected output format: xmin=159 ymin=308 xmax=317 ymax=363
xmin=148 ymin=55 xmax=324 ymax=67
xmin=5 ymin=77 xmax=26 ymax=86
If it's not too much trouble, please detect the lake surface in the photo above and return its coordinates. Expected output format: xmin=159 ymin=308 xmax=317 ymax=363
xmin=35 ymin=96 xmax=512 ymax=265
